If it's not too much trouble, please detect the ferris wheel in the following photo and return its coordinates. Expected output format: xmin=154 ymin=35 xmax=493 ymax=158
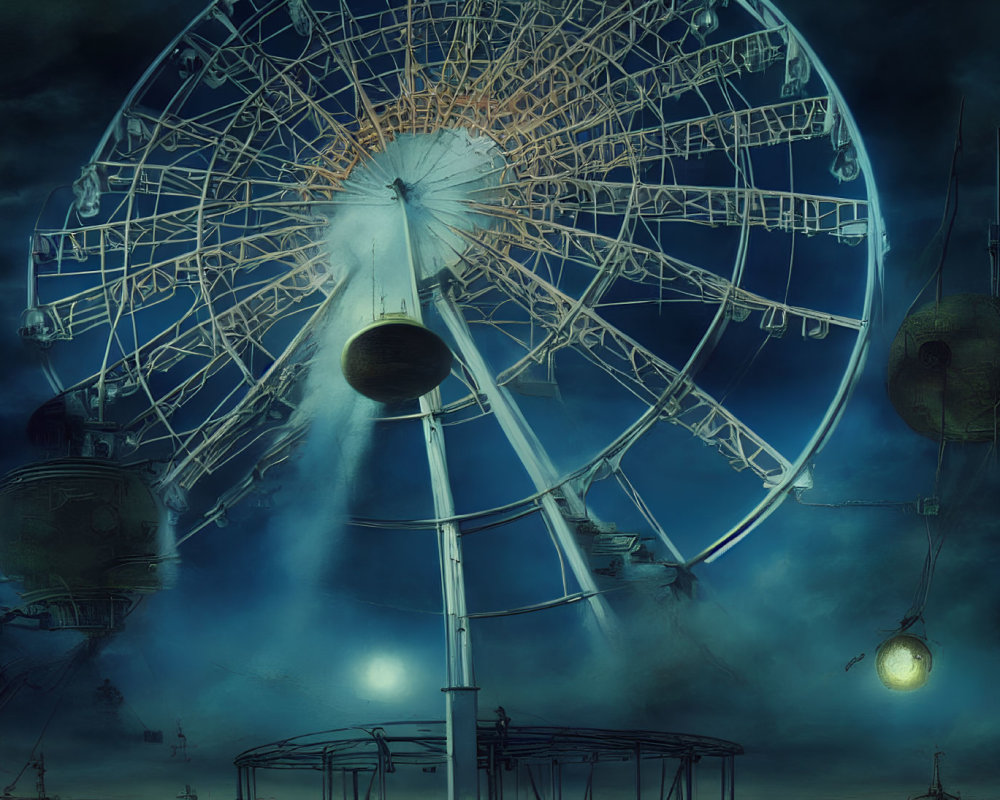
xmin=17 ymin=0 xmax=883 ymax=628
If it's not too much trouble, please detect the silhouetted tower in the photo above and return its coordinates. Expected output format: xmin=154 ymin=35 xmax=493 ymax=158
xmin=910 ymin=752 xmax=960 ymax=800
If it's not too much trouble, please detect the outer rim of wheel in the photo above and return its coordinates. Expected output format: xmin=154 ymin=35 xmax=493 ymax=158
xmin=30 ymin=0 xmax=887 ymax=566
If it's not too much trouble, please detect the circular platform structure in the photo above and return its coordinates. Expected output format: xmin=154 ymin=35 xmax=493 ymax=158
xmin=234 ymin=721 xmax=742 ymax=800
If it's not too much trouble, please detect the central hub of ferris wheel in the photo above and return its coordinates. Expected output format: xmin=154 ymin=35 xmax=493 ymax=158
xmin=333 ymin=126 xmax=509 ymax=279
xmin=334 ymin=128 xmax=508 ymax=403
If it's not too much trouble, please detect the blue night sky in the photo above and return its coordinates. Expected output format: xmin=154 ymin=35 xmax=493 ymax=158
xmin=1 ymin=2 xmax=999 ymax=799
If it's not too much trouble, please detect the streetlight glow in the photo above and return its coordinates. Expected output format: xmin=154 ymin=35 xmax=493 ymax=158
xmin=361 ymin=656 xmax=407 ymax=698
xmin=875 ymin=634 xmax=932 ymax=691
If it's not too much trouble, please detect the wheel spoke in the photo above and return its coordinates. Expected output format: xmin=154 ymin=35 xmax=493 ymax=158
xmin=451 ymin=234 xmax=793 ymax=488
xmin=452 ymin=216 xmax=864 ymax=335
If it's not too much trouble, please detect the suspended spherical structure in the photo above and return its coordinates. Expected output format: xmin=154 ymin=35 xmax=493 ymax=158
xmin=341 ymin=315 xmax=453 ymax=404
xmin=887 ymin=294 xmax=1000 ymax=441
xmin=875 ymin=634 xmax=932 ymax=691
xmin=0 ymin=459 xmax=169 ymax=633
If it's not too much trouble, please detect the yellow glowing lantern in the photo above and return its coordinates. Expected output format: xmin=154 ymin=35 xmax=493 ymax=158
xmin=875 ymin=634 xmax=932 ymax=691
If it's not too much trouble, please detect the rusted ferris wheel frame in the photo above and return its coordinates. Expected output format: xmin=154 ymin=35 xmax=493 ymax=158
xmin=21 ymin=0 xmax=884 ymax=569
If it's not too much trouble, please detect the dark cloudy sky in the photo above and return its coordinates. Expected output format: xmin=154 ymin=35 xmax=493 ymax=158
xmin=1 ymin=2 xmax=1000 ymax=800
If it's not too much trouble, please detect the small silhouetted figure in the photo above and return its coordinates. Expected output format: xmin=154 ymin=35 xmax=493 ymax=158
xmin=494 ymin=706 xmax=511 ymax=747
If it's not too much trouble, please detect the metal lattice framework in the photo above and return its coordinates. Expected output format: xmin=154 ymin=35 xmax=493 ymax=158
xmin=22 ymin=0 xmax=884 ymax=574
xmin=233 ymin=721 xmax=742 ymax=800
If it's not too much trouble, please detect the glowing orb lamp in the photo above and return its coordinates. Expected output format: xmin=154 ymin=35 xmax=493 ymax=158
xmin=364 ymin=656 xmax=405 ymax=695
xmin=341 ymin=315 xmax=453 ymax=404
xmin=875 ymin=634 xmax=932 ymax=691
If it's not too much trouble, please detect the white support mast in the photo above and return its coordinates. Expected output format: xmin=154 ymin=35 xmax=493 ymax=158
xmin=434 ymin=292 xmax=618 ymax=641
xmin=395 ymin=180 xmax=480 ymax=800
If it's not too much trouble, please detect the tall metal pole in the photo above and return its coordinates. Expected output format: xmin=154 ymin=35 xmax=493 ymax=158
xmin=434 ymin=292 xmax=617 ymax=639
xmin=990 ymin=127 xmax=999 ymax=297
xmin=422 ymin=379 xmax=480 ymax=800
xmin=394 ymin=181 xmax=479 ymax=800
xmin=634 ymin=744 xmax=642 ymax=800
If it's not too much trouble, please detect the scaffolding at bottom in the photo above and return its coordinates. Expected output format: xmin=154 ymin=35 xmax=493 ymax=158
xmin=233 ymin=721 xmax=743 ymax=800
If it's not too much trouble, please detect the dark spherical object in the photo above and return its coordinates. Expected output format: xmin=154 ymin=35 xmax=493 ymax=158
xmin=341 ymin=317 xmax=453 ymax=404
xmin=887 ymin=294 xmax=1000 ymax=441
xmin=0 ymin=459 xmax=163 ymax=593
xmin=0 ymin=459 xmax=165 ymax=632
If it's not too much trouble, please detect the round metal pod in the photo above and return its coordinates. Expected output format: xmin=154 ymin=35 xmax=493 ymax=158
xmin=341 ymin=315 xmax=453 ymax=404
xmin=887 ymin=294 xmax=1000 ymax=441
xmin=0 ymin=458 xmax=168 ymax=633
xmin=875 ymin=633 xmax=932 ymax=691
